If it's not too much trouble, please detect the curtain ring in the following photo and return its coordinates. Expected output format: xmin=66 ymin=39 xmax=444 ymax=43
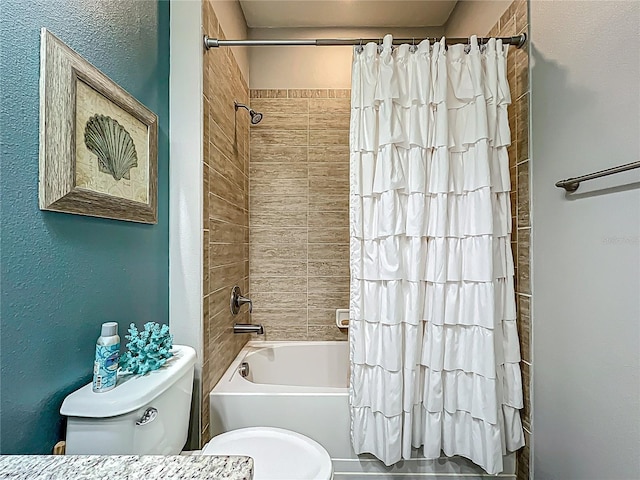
xmin=410 ymin=37 xmax=417 ymax=53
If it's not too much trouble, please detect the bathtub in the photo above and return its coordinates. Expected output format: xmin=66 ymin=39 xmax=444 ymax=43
xmin=210 ymin=341 xmax=351 ymax=458
xmin=210 ymin=341 xmax=515 ymax=479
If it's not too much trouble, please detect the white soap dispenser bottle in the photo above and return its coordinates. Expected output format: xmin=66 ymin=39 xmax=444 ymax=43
xmin=92 ymin=322 xmax=120 ymax=393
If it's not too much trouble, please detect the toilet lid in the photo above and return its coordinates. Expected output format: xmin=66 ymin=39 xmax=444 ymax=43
xmin=201 ymin=427 xmax=332 ymax=480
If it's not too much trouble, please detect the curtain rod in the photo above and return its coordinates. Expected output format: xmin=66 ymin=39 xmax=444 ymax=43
xmin=203 ymin=33 xmax=527 ymax=50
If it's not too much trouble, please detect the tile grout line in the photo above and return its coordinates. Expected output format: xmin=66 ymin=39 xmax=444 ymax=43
xmin=306 ymin=96 xmax=310 ymax=340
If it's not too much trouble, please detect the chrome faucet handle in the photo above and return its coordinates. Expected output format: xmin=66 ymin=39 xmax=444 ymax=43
xmin=230 ymin=285 xmax=252 ymax=315
xmin=237 ymin=295 xmax=253 ymax=313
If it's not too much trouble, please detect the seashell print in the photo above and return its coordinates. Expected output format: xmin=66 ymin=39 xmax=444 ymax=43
xmin=84 ymin=114 xmax=138 ymax=181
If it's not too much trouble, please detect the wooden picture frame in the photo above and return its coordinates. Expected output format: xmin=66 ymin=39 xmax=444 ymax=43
xmin=38 ymin=28 xmax=158 ymax=224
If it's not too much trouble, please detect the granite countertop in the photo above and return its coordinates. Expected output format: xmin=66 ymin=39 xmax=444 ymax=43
xmin=0 ymin=455 xmax=253 ymax=480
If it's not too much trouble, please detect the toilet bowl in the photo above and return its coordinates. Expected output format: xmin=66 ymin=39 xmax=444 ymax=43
xmin=202 ymin=427 xmax=333 ymax=480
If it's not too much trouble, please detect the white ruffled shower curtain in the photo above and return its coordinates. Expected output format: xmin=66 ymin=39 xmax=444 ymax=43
xmin=349 ymin=35 xmax=525 ymax=475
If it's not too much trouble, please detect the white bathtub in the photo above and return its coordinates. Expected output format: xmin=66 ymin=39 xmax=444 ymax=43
xmin=210 ymin=341 xmax=351 ymax=458
xmin=210 ymin=341 xmax=515 ymax=479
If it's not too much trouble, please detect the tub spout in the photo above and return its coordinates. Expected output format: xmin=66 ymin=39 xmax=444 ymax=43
xmin=233 ymin=323 xmax=264 ymax=335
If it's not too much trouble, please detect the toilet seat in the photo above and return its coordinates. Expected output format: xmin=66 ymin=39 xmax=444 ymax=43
xmin=201 ymin=427 xmax=332 ymax=480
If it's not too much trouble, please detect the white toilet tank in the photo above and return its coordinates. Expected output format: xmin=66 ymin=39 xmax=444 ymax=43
xmin=61 ymin=345 xmax=196 ymax=455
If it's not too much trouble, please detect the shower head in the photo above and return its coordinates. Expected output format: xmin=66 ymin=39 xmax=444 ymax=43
xmin=250 ymin=110 xmax=263 ymax=124
xmin=234 ymin=101 xmax=263 ymax=125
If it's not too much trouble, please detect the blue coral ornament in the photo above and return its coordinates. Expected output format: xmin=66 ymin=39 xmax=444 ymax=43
xmin=119 ymin=322 xmax=173 ymax=375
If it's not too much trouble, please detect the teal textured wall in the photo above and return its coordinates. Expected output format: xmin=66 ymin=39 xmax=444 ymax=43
xmin=0 ymin=0 xmax=170 ymax=453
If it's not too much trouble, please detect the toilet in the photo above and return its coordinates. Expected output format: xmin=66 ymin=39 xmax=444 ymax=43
xmin=60 ymin=345 xmax=332 ymax=480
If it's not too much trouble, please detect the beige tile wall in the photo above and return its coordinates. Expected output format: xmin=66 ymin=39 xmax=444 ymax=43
xmin=248 ymin=89 xmax=351 ymax=341
xmin=202 ymin=0 xmax=251 ymax=445
xmin=488 ymin=1 xmax=532 ymax=478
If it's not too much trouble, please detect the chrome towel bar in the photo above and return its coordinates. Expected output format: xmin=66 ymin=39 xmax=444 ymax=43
xmin=555 ymin=161 xmax=640 ymax=192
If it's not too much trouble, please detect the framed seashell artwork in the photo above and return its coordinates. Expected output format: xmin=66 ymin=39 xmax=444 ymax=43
xmin=38 ymin=28 xmax=158 ymax=223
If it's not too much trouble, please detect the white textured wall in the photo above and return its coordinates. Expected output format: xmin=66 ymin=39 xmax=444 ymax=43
xmin=445 ymin=0 xmax=511 ymax=37
xmin=169 ymin=0 xmax=203 ymax=370
xmin=531 ymin=2 xmax=640 ymax=479
xmin=248 ymin=26 xmax=443 ymax=89
xmin=169 ymin=0 xmax=204 ymax=448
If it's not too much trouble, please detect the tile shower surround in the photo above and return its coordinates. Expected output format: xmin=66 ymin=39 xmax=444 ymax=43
xmin=249 ymin=89 xmax=351 ymax=342
xmin=202 ymin=0 xmax=250 ymax=446
xmin=206 ymin=1 xmax=531 ymax=475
